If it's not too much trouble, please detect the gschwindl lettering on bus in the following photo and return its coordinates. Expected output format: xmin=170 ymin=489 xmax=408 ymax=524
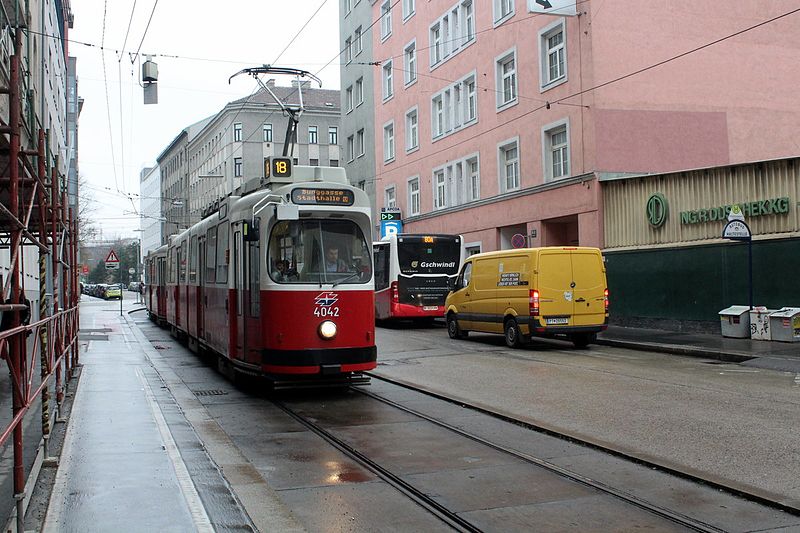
xmin=420 ymin=261 xmax=457 ymax=268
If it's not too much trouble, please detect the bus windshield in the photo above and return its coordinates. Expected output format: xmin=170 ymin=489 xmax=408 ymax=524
xmin=397 ymin=236 xmax=461 ymax=276
xmin=268 ymin=219 xmax=372 ymax=284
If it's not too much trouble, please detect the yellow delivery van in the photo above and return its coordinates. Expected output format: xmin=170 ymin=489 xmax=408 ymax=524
xmin=445 ymin=247 xmax=608 ymax=348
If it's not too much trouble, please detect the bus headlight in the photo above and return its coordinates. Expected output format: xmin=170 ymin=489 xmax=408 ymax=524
xmin=318 ymin=320 xmax=337 ymax=340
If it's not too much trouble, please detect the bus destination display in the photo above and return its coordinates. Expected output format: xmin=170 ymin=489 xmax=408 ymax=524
xmin=291 ymin=188 xmax=355 ymax=206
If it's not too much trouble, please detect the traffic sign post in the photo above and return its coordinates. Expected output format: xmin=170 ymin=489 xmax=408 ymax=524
xmin=105 ymin=250 xmax=120 ymax=270
xmin=722 ymin=207 xmax=753 ymax=310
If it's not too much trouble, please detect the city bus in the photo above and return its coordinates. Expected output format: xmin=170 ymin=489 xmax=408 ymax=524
xmin=373 ymin=233 xmax=465 ymax=322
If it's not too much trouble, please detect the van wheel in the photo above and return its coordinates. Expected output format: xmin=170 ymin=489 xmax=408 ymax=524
xmin=571 ymin=333 xmax=595 ymax=349
xmin=447 ymin=313 xmax=467 ymax=339
xmin=504 ymin=318 xmax=524 ymax=348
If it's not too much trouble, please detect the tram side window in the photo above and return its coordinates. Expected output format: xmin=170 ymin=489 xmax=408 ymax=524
xmin=216 ymin=221 xmax=230 ymax=284
xmin=167 ymin=247 xmax=176 ymax=284
xmin=374 ymin=245 xmax=390 ymax=290
xmin=189 ymin=236 xmax=198 ymax=283
xmin=206 ymin=226 xmax=217 ymax=283
xmin=179 ymin=241 xmax=187 ymax=283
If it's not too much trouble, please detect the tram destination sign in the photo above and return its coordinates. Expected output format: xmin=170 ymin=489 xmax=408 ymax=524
xmin=291 ymin=188 xmax=355 ymax=206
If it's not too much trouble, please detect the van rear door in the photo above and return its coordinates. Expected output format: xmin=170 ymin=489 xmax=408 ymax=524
xmin=537 ymin=250 xmax=573 ymax=325
xmin=570 ymin=250 xmax=606 ymax=326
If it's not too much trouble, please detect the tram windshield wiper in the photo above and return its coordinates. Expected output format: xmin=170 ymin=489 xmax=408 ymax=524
xmin=332 ymin=272 xmax=360 ymax=288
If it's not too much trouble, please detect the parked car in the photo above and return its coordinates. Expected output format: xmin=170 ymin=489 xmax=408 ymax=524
xmin=104 ymin=284 xmax=122 ymax=300
xmin=128 ymin=282 xmax=141 ymax=292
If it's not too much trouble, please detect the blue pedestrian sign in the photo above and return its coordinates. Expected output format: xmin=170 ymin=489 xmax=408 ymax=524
xmin=381 ymin=220 xmax=403 ymax=238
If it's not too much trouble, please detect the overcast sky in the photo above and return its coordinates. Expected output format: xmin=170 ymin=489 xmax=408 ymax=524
xmin=72 ymin=0 xmax=342 ymax=240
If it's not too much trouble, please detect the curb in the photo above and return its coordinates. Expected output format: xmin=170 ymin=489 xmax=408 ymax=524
xmin=594 ymin=338 xmax=756 ymax=363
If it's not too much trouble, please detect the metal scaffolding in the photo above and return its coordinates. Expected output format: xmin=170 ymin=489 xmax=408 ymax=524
xmin=0 ymin=12 xmax=78 ymax=532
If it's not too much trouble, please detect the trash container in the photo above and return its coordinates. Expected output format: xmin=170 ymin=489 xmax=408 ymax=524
xmin=768 ymin=307 xmax=800 ymax=343
xmin=719 ymin=305 xmax=751 ymax=338
xmin=749 ymin=307 xmax=777 ymax=341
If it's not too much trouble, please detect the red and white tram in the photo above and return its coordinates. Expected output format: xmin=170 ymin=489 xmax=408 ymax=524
xmin=145 ymin=160 xmax=376 ymax=385
xmin=144 ymin=244 xmax=167 ymax=324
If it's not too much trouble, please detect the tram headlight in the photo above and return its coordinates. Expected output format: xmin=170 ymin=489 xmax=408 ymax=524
xmin=318 ymin=320 xmax=337 ymax=340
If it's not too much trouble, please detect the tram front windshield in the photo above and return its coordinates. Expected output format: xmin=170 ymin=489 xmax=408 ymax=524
xmin=268 ymin=219 xmax=372 ymax=284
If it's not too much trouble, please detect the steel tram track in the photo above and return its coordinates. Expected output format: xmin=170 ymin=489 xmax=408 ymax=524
xmin=358 ymin=373 xmax=799 ymax=532
xmin=272 ymin=399 xmax=483 ymax=532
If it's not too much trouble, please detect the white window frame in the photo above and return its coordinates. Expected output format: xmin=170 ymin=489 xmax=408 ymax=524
xmin=404 ymin=40 xmax=417 ymax=86
xmin=494 ymin=0 xmax=515 ymax=26
xmin=385 ymin=185 xmax=397 ymax=210
xmin=403 ymin=0 xmax=415 ymax=21
xmin=347 ymin=135 xmax=355 ymax=162
xmin=495 ymin=48 xmax=517 ymax=110
xmin=328 ymin=126 xmax=338 ymax=145
xmin=233 ymin=122 xmax=242 ymax=142
xmin=356 ymin=128 xmax=365 ymax=157
xmin=497 ymin=137 xmax=521 ymax=193
xmin=234 ymin=157 xmax=243 ymax=177
xmin=539 ymin=19 xmax=567 ymax=91
xmin=382 ymin=60 xmax=394 ymax=101
xmin=431 ymin=152 xmax=479 ymax=209
xmin=542 ymin=119 xmax=570 ymax=182
xmin=467 ymin=155 xmax=480 ymax=201
xmin=262 ymin=123 xmax=273 ymax=142
xmin=383 ymin=121 xmax=395 ymax=163
xmin=433 ymin=169 xmax=447 ymax=210
xmin=356 ymin=77 xmax=364 ymax=106
xmin=407 ymin=176 xmax=420 ymax=215
xmin=354 ymin=26 xmax=363 ymax=56
xmin=346 ymin=85 xmax=354 ymax=113
xmin=430 ymin=70 xmax=478 ymax=142
xmin=308 ymin=125 xmax=318 ymax=145
xmin=344 ymin=0 xmax=352 ymax=16
xmin=345 ymin=37 xmax=353 ymax=64
xmin=405 ymin=107 xmax=419 ymax=152
xmin=429 ymin=1 xmax=476 ymax=70
xmin=380 ymin=0 xmax=392 ymax=41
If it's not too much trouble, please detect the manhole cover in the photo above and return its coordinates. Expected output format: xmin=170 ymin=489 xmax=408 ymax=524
xmin=193 ymin=389 xmax=228 ymax=397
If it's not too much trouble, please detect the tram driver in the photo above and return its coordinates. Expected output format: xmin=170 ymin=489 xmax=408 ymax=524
xmin=324 ymin=245 xmax=349 ymax=273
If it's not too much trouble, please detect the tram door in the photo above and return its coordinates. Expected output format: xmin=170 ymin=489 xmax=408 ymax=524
xmin=198 ymin=239 xmax=205 ymax=340
xmin=234 ymin=229 xmax=245 ymax=361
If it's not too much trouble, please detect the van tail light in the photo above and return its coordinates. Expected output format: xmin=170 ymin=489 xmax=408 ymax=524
xmin=391 ymin=281 xmax=399 ymax=303
xmin=529 ymin=289 xmax=540 ymax=316
xmin=604 ymin=288 xmax=609 ymax=312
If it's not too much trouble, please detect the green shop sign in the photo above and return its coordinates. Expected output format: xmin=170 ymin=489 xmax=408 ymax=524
xmin=680 ymin=197 xmax=790 ymax=224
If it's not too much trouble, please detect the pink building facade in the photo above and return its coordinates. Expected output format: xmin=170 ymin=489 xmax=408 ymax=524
xmin=370 ymin=0 xmax=800 ymax=253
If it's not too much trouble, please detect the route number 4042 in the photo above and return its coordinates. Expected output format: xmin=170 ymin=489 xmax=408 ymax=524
xmin=314 ymin=306 xmax=340 ymax=317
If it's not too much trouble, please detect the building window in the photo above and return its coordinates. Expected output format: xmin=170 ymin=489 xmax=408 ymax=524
xmin=406 ymin=108 xmax=418 ymax=151
xmin=263 ymin=123 xmax=273 ymax=142
xmin=544 ymin=122 xmax=570 ymax=181
xmin=494 ymin=0 xmax=514 ymax=24
xmin=344 ymin=0 xmax=351 ymax=15
xmin=403 ymin=0 xmax=415 ymax=20
xmin=357 ymin=129 xmax=365 ymax=157
xmin=408 ymin=177 xmax=420 ymax=215
xmin=499 ymin=139 xmax=519 ymax=192
xmin=310 ymin=158 xmax=319 ymax=166
xmin=381 ymin=0 xmax=392 ymax=40
xmin=329 ymin=126 xmax=338 ymax=145
xmin=467 ymin=156 xmax=480 ymax=201
xmin=382 ymin=61 xmax=394 ymax=100
xmin=431 ymin=71 xmax=478 ymax=141
xmin=434 ymin=170 xmax=446 ymax=209
xmin=540 ymin=20 xmax=567 ymax=89
xmin=345 ymin=37 xmax=353 ymax=63
xmin=404 ymin=41 xmax=417 ymax=85
xmin=346 ymin=85 xmax=353 ymax=112
xmin=347 ymin=135 xmax=355 ymax=162
xmin=385 ymin=186 xmax=396 ymax=209
xmin=356 ymin=77 xmax=364 ymax=106
xmin=357 ymin=180 xmax=366 ymax=190
xmin=383 ymin=122 xmax=395 ymax=162
xmin=330 ymin=159 xmax=339 ymax=167
xmin=234 ymin=157 xmax=243 ymax=177
xmin=308 ymin=125 xmax=318 ymax=144
xmin=354 ymin=26 xmax=363 ymax=55
xmin=429 ymin=1 xmax=476 ymax=69
xmin=233 ymin=122 xmax=242 ymax=142
xmin=496 ymin=49 xmax=517 ymax=109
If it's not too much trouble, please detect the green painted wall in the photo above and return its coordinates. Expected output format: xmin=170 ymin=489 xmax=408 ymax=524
xmin=605 ymin=238 xmax=800 ymax=324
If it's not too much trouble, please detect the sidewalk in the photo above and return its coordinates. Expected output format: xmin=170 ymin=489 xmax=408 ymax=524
xmin=40 ymin=297 xmax=303 ymax=533
xmin=597 ymin=325 xmax=800 ymax=372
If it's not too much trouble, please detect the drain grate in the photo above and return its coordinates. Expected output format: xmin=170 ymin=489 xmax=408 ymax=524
xmin=193 ymin=389 xmax=228 ymax=397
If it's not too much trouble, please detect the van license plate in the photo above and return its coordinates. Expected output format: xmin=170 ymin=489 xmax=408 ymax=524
xmin=546 ymin=317 xmax=569 ymax=325
xmin=423 ymin=306 xmax=439 ymax=311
